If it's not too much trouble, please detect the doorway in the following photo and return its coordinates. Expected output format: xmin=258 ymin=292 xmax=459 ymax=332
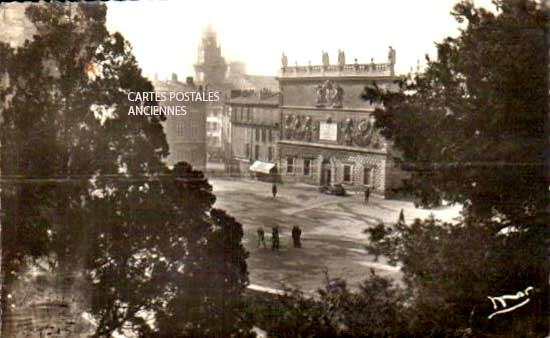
xmin=322 ymin=168 xmax=332 ymax=186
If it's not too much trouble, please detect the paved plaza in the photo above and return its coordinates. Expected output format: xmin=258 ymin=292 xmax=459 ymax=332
xmin=210 ymin=177 xmax=462 ymax=294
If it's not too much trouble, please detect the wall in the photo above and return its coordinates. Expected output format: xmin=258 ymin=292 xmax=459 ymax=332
xmin=231 ymin=124 xmax=251 ymax=160
xmin=278 ymin=142 xmax=388 ymax=193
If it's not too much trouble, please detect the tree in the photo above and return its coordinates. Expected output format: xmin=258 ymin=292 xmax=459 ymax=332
xmin=366 ymin=0 xmax=548 ymax=223
xmin=0 ymin=4 xmax=250 ymax=337
xmin=152 ymin=207 xmax=251 ymax=338
xmin=363 ymin=0 xmax=549 ymax=336
xmin=366 ymin=217 xmax=547 ymax=336
xmin=250 ymin=271 xmax=408 ymax=338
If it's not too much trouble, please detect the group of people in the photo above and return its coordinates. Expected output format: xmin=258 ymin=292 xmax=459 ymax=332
xmin=258 ymin=184 xmax=405 ymax=251
xmin=257 ymin=225 xmax=302 ymax=250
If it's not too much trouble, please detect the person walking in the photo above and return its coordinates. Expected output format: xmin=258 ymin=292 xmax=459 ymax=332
xmin=291 ymin=226 xmax=302 ymax=248
xmin=257 ymin=227 xmax=266 ymax=248
xmin=291 ymin=226 xmax=298 ymax=248
xmin=398 ymin=208 xmax=405 ymax=224
xmin=272 ymin=183 xmax=277 ymax=198
xmin=364 ymin=186 xmax=370 ymax=204
xmin=272 ymin=226 xmax=280 ymax=251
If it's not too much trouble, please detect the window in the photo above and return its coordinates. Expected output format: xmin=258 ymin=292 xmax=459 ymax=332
xmin=363 ymin=168 xmax=371 ymax=185
xmin=245 ymin=143 xmax=250 ymax=158
xmin=261 ymin=128 xmax=266 ymax=143
xmin=177 ymin=121 xmax=185 ymax=136
xmin=268 ymin=129 xmax=273 ymax=143
xmin=304 ymin=159 xmax=311 ymax=176
xmin=287 ymin=157 xmax=294 ymax=173
xmin=247 ymin=107 xmax=251 ymax=121
xmin=255 ymin=128 xmax=260 ymax=142
xmin=254 ymin=145 xmax=260 ymax=160
xmin=268 ymin=147 xmax=273 ymax=162
xmin=343 ymin=165 xmax=352 ymax=183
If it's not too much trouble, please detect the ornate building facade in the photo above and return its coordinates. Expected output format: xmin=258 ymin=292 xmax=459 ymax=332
xmin=276 ymin=51 xmax=407 ymax=197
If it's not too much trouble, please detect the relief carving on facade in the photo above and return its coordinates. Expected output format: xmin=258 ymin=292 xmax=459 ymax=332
xmin=315 ymin=84 xmax=327 ymax=107
xmin=285 ymin=114 xmax=383 ymax=148
xmin=341 ymin=118 xmax=354 ymax=146
xmin=349 ymin=118 xmax=383 ymax=149
xmin=304 ymin=116 xmax=313 ymax=142
xmin=315 ymin=80 xmax=344 ymax=108
xmin=284 ymin=114 xmax=294 ymax=139
xmin=284 ymin=114 xmax=319 ymax=142
xmin=293 ymin=115 xmax=304 ymax=140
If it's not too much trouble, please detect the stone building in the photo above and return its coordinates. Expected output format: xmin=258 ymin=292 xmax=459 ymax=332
xmin=153 ymin=75 xmax=207 ymax=171
xmin=226 ymin=89 xmax=280 ymax=178
xmin=207 ymin=112 xmax=222 ymax=152
xmin=192 ymin=26 xmax=278 ymax=168
xmin=276 ymin=51 xmax=407 ymax=197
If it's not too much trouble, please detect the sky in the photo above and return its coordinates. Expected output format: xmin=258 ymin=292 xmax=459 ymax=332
xmin=106 ymin=0 xmax=498 ymax=80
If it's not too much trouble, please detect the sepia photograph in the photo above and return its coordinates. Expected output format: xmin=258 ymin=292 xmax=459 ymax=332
xmin=0 ymin=0 xmax=548 ymax=337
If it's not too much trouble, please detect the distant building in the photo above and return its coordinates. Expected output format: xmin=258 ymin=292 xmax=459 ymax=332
xmin=276 ymin=51 xmax=408 ymax=197
xmin=194 ymin=24 xmax=227 ymax=86
xmin=226 ymin=89 xmax=280 ymax=178
xmin=206 ymin=108 xmax=223 ymax=161
xmin=153 ymin=75 xmax=207 ymax=171
xmin=192 ymin=26 xmax=278 ymax=168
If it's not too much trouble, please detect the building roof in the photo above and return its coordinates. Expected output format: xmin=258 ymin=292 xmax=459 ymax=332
xmin=226 ymin=73 xmax=278 ymax=92
xmin=227 ymin=91 xmax=279 ymax=106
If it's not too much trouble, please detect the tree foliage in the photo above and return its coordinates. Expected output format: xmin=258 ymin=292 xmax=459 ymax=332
xmin=365 ymin=217 xmax=547 ymax=336
xmin=251 ymin=271 xmax=408 ymax=338
xmin=1 ymin=4 xmax=249 ymax=337
xmin=366 ymin=0 xmax=548 ymax=222
xmin=362 ymin=0 xmax=549 ymax=336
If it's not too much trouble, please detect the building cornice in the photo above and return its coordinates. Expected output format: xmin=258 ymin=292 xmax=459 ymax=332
xmin=277 ymin=75 xmax=404 ymax=82
xmin=280 ymin=106 xmax=375 ymax=113
xmin=232 ymin=121 xmax=280 ymax=128
xmin=278 ymin=140 xmax=388 ymax=155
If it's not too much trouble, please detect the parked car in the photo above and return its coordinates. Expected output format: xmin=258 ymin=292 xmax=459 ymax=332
xmin=319 ymin=184 xmax=346 ymax=196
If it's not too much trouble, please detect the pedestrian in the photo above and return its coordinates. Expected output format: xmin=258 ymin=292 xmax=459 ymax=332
xmin=272 ymin=226 xmax=280 ymax=251
xmin=364 ymin=186 xmax=370 ymax=204
xmin=272 ymin=183 xmax=277 ymax=198
xmin=398 ymin=208 xmax=405 ymax=224
xmin=294 ymin=226 xmax=302 ymax=248
xmin=291 ymin=226 xmax=298 ymax=248
xmin=257 ymin=226 xmax=266 ymax=248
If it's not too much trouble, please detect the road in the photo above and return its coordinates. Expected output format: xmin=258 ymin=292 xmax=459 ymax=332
xmin=210 ymin=178 xmax=461 ymax=293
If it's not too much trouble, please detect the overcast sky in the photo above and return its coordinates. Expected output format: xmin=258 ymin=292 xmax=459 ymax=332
xmin=106 ymin=0 xmax=497 ymax=80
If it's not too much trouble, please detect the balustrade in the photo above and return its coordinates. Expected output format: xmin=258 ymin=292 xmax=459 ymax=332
xmin=280 ymin=62 xmax=393 ymax=77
